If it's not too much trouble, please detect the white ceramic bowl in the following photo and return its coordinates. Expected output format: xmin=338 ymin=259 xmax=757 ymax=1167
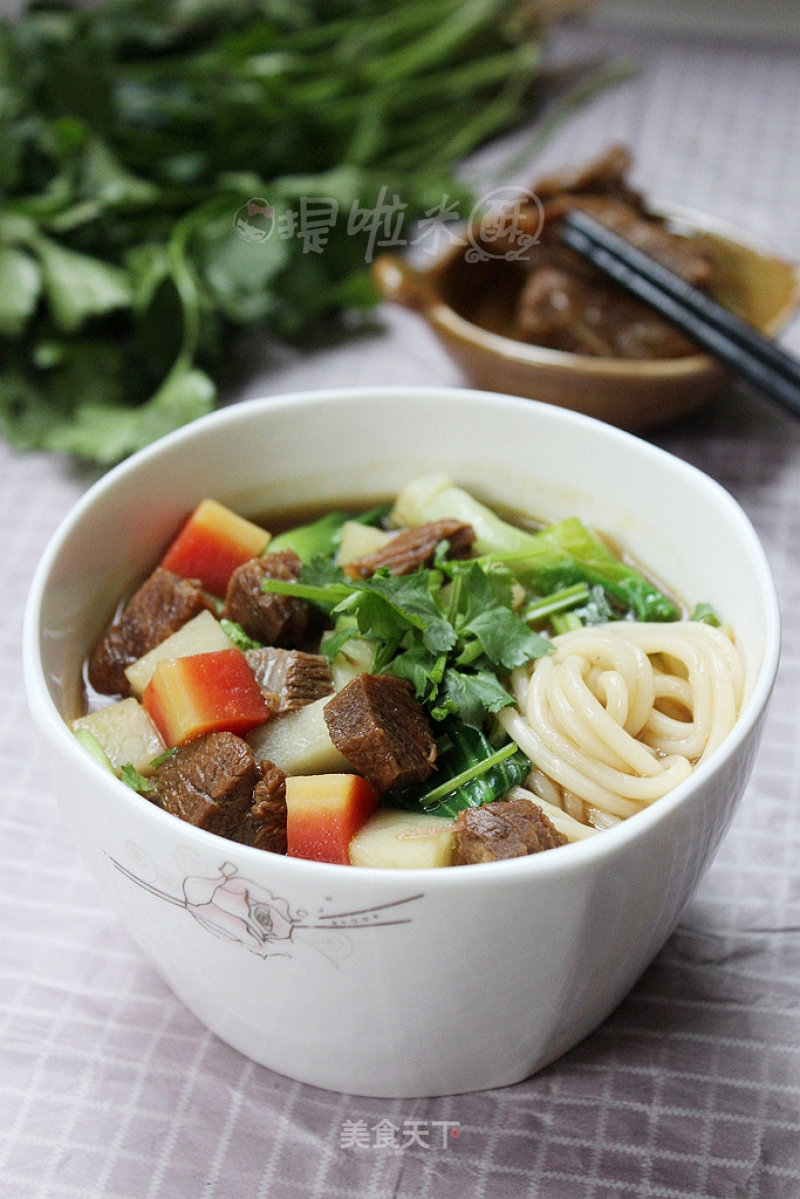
xmin=23 ymin=386 xmax=780 ymax=1097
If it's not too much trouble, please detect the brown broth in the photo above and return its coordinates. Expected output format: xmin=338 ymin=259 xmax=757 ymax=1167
xmin=78 ymin=493 xmax=684 ymax=720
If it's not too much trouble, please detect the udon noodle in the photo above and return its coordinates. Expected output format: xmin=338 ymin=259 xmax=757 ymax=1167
xmin=498 ymin=620 xmax=744 ymax=831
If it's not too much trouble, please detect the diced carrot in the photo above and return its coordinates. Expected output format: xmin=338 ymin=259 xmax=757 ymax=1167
xmin=285 ymin=774 xmax=378 ymax=865
xmin=143 ymin=648 xmax=271 ymax=746
xmin=161 ymin=498 xmax=270 ymax=596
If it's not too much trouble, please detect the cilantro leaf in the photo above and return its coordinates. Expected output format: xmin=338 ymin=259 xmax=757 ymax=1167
xmin=349 ymin=571 xmax=456 ymax=655
xmin=449 ymin=559 xmax=516 ymax=619
xmin=120 ymin=763 xmax=155 ymax=795
xmin=0 ymin=246 xmax=41 ymax=337
xmin=37 ymin=363 xmax=215 ymax=464
xmin=390 ymin=643 xmax=445 ymax=706
xmin=264 ymin=548 xmax=552 ymax=728
xmin=299 ymin=556 xmax=344 ymax=587
xmin=439 ymin=666 xmax=515 ymax=729
xmin=33 ymin=234 xmax=132 ymax=333
xmin=460 ymin=605 xmax=552 ymax=672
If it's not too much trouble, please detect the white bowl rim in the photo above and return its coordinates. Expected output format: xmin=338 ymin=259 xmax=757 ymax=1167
xmin=23 ymin=384 xmax=782 ymax=891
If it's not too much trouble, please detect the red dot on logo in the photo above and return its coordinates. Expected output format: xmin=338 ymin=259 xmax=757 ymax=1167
xmin=451 ymin=1128 xmax=460 ymax=1138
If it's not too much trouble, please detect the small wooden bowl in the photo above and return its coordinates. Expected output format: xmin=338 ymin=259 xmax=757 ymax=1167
xmin=373 ymin=206 xmax=800 ymax=430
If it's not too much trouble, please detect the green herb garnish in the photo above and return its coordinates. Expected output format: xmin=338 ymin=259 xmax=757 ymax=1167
xmin=393 ymin=721 xmax=531 ymax=817
xmin=263 ymin=554 xmax=551 ymax=729
xmin=0 ymin=0 xmax=598 ymax=463
xmin=691 ymin=602 xmax=722 ymax=626
xmin=119 ymin=762 xmax=155 ymax=795
xmin=220 ymin=618 xmax=263 ymax=652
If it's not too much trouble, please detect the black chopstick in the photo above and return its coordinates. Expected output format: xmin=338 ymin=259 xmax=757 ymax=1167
xmin=560 ymin=207 xmax=800 ymax=418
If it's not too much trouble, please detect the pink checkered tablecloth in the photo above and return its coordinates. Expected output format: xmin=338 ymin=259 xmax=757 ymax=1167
xmin=2 ymin=15 xmax=800 ymax=1198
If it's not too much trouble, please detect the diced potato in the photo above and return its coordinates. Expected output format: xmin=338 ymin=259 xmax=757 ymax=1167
xmin=247 ymin=695 xmax=350 ymax=775
xmin=323 ymin=632 xmax=375 ymax=691
xmin=349 ymin=808 xmax=456 ymax=869
xmin=124 ymin=609 xmax=232 ymax=697
xmin=72 ymin=697 xmax=165 ymax=774
xmin=336 ymin=521 xmax=394 ymax=567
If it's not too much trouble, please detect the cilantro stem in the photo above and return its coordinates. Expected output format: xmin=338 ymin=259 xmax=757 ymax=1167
xmin=166 ymin=196 xmax=231 ymax=372
xmin=456 ymin=640 xmax=486 ymax=667
xmin=418 ymin=740 xmax=520 ymax=807
xmin=262 ymin=574 xmax=432 ymax=632
xmin=261 ymin=578 xmax=352 ymax=606
xmin=551 ymin=611 xmax=584 ymax=635
xmin=523 ymin=582 xmax=590 ymax=624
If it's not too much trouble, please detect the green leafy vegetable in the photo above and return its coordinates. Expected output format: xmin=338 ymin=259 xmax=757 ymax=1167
xmin=393 ymin=721 xmax=531 ymax=817
xmin=220 ymin=618 xmax=263 ymax=651
xmin=268 ymin=504 xmax=390 ymax=561
xmin=0 ymin=0 xmax=596 ymax=463
xmin=392 ymin=474 xmax=680 ymax=622
xmin=262 ymin=553 xmax=552 ymax=728
xmin=119 ymin=762 xmax=155 ymax=795
xmin=690 ymin=602 xmax=721 ymax=626
xmin=495 ymin=517 xmax=679 ymax=622
xmin=268 ymin=512 xmax=355 ymax=562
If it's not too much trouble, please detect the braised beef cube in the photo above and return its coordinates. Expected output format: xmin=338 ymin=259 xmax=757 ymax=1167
xmin=517 ymin=251 xmax=697 ymax=359
xmin=223 ymin=549 xmax=314 ymax=647
xmin=572 ymin=195 xmax=713 ymax=288
xmin=234 ymin=760 xmax=288 ymax=854
xmin=517 ymin=261 xmax=617 ymax=355
xmin=513 ymin=148 xmax=714 ymax=361
xmin=453 ymin=797 xmax=567 ymax=864
xmin=245 ymin=647 xmax=333 ymax=713
xmin=537 ymin=195 xmax=713 ymax=290
xmin=535 ymin=144 xmax=637 ymax=203
xmin=612 ymin=307 xmax=699 ymax=359
xmin=323 ymin=673 xmax=436 ymax=793
xmin=154 ymin=731 xmax=257 ymax=838
xmin=344 ymin=519 xmax=475 ymax=579
xmin=88 ymin=566 xmax=207 ymax=696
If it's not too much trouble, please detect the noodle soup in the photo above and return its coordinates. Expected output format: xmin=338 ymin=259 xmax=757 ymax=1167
xmin=73 ymin=472 xmax=744 ymax=867
xmin=25 ymin=386 xmax=779 ymax=1095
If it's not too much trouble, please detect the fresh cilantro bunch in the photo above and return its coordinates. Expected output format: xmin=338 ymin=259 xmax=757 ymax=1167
xmin=0 ymin=0 xmax=590 ymax=463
